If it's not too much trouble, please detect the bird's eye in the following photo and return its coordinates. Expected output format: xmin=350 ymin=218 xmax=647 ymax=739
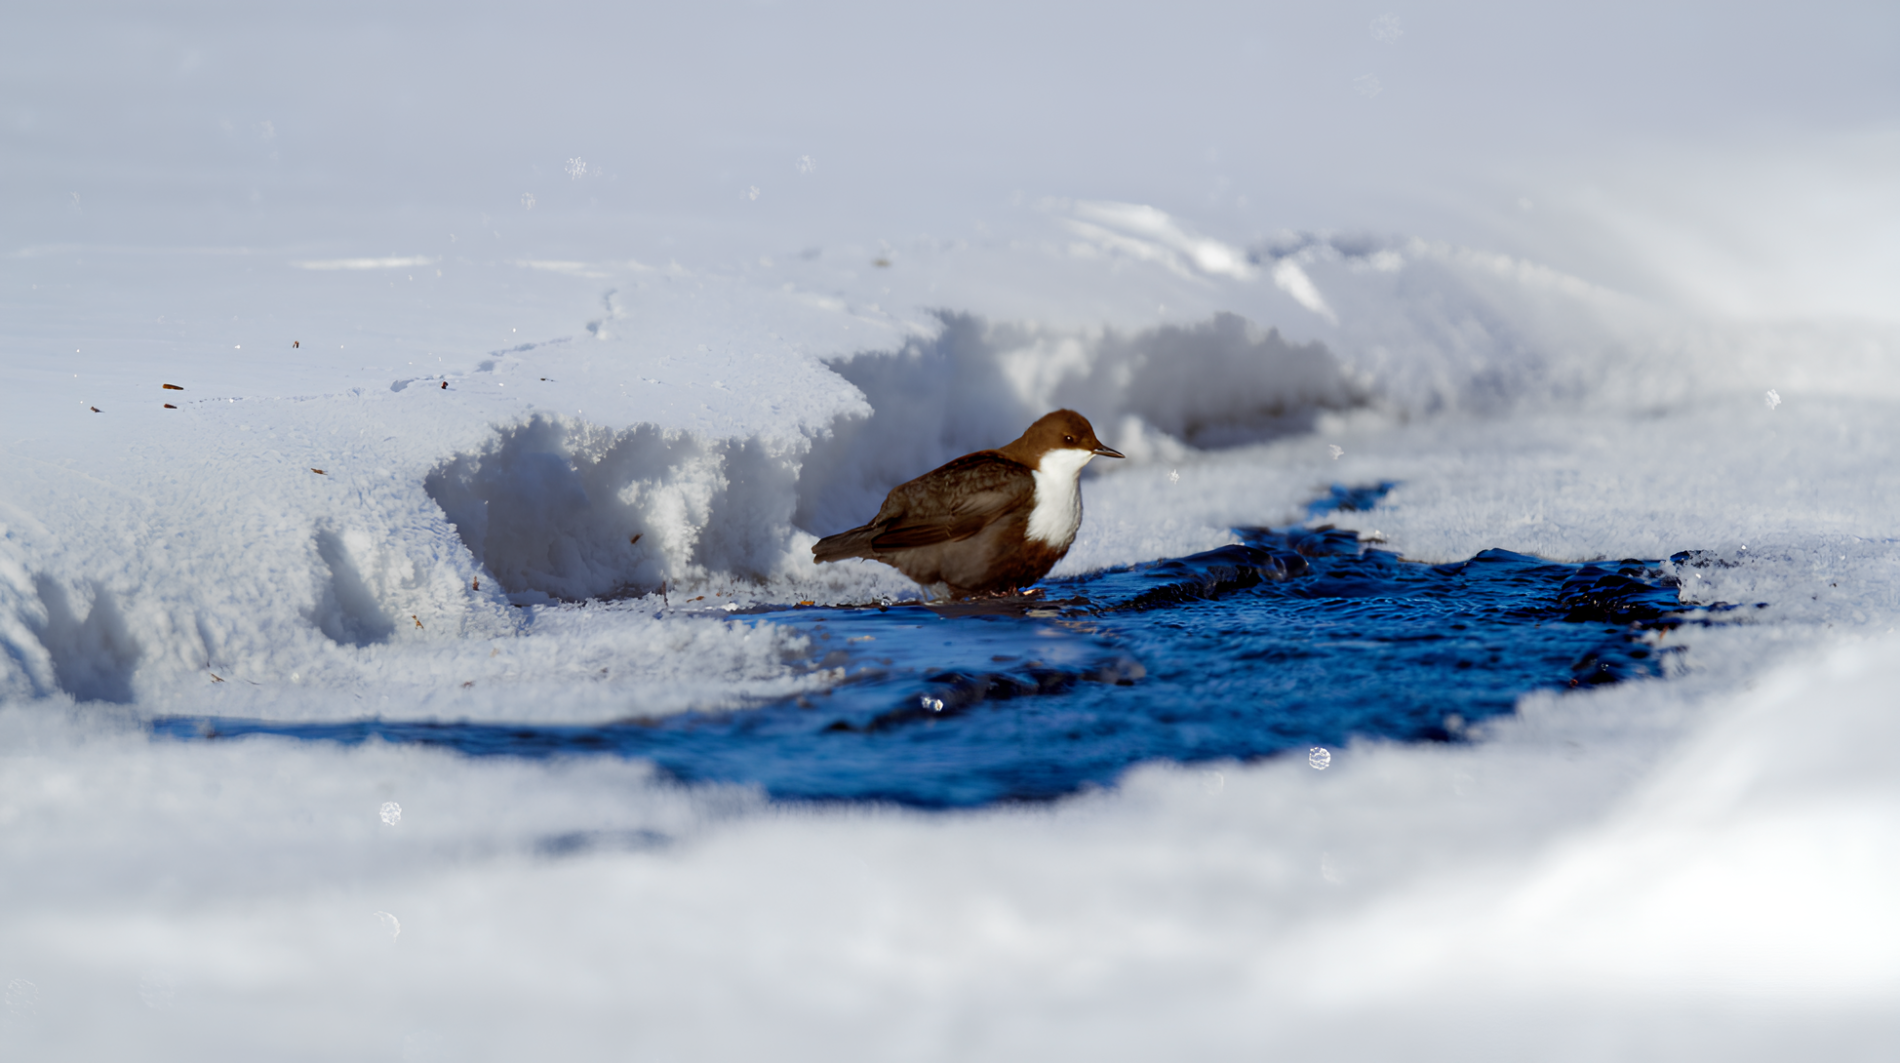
xmin=1064 ymin=434 xmax=1075 ymax=444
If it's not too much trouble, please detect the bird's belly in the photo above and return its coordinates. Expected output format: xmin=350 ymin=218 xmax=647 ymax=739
xmin=887 ymin=518 xmax=1065 ymax=596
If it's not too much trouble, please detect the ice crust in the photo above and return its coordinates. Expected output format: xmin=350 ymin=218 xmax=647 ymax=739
xmin=6 ymin=1 xmax=1900 ymax=1057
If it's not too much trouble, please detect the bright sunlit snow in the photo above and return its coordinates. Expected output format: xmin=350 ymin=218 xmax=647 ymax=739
xmin=4 ymin=1 xmax=1899 ymax=1058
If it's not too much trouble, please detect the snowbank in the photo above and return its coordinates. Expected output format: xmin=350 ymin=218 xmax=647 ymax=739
xmin=4 ymin=221 xmax=1897 ymax=720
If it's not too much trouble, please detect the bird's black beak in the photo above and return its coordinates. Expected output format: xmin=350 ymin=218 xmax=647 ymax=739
xmin=1092 ymin=444 xmax=1125 ymax=459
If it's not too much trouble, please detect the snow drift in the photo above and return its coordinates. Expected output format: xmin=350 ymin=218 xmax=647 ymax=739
xmin=5 ymin=216 xmax=1896 ymax=717
xmin=415 ymin=299 xmax=1373 ymax=606
xmin=424 ymin=416 xmax=808 ymax=603
xmin=794 ymin=310 xmax=1367 ymax=539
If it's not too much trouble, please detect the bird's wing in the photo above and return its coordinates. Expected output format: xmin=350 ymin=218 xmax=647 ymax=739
xmin=868 ymin=452 xmax=1034 ymax=551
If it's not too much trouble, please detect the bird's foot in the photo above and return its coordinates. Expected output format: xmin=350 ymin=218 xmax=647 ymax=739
xmin=985 ymin=587 xmax=1042 ymax=600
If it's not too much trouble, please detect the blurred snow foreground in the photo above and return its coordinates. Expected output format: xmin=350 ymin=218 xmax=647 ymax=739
xmin=6 ymin=1 xmax=1900 ymax=1058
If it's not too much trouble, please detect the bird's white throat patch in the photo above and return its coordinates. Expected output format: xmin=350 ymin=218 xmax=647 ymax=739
xmin=1026 ymin=448 xmax=1094 ymax=548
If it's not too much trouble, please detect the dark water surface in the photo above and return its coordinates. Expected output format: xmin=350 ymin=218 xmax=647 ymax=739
xmin=156 ymin=486 xmax=1724 ymax=808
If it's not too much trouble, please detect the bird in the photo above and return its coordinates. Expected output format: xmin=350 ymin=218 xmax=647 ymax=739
xmin=812 ymin=409 xmax=1124 ymax=600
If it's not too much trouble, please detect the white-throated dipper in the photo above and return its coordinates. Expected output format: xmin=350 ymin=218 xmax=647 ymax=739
xmin=812 ymin=409 xmax=1124 ymax=599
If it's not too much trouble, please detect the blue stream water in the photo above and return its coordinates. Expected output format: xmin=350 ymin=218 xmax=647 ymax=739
xmin=155 ymin=485 xmax=1725 ymax=808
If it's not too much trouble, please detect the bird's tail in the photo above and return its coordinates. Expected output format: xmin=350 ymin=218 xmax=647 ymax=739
xmin=812 ymin=524 xmax=882 ymax=563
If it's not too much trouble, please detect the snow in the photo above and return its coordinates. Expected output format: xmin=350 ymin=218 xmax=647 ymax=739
xmin=4 ymin=1 xmax=1900 ymax=1057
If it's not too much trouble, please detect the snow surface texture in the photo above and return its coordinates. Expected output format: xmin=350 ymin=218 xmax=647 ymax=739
xmin=5 ymin=1 xmax=1900 ymax=1058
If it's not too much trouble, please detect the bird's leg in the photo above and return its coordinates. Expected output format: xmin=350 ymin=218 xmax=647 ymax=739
xmin=982 ymin=586 xmax=1041 ymax=600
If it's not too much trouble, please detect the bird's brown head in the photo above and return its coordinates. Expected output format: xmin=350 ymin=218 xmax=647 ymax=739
xmin=1002 ymin=409 xmax=1125 ymax=468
